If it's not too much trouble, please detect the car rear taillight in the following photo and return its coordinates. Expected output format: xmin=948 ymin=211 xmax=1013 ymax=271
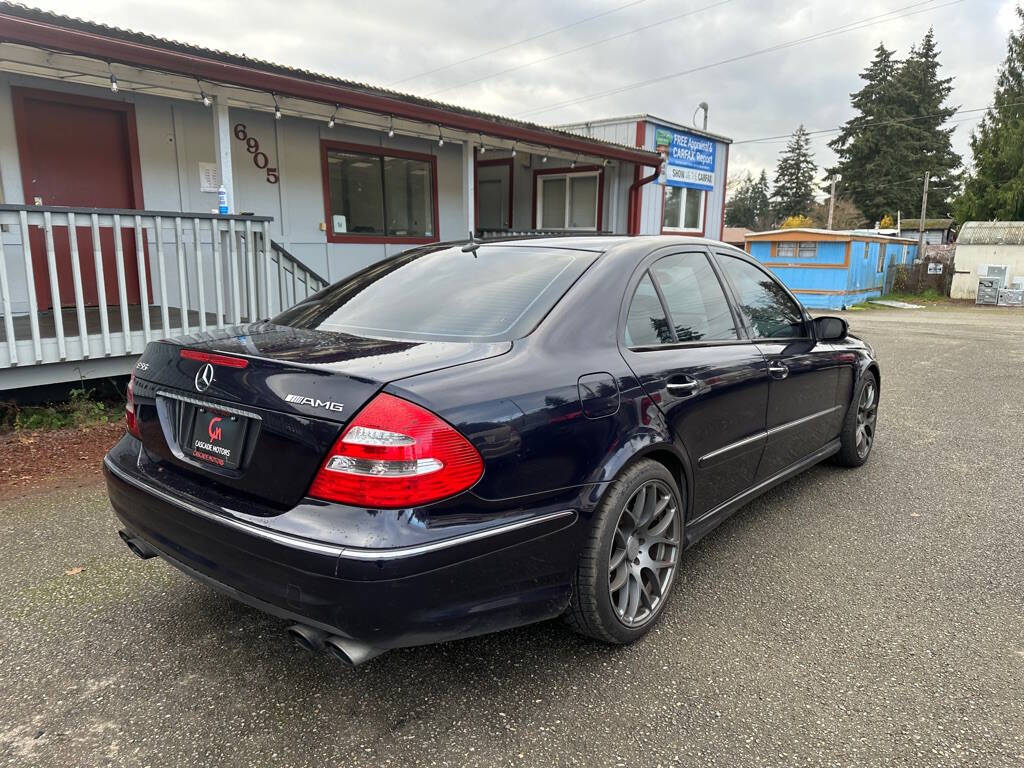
xmin=125 ymin=370 xmax=140 ymax=438
xmin=308 ymin=393 xmax=483 ymax=508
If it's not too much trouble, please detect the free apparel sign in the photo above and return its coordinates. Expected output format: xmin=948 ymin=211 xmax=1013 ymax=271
xmin=655 ymin=126 xmax=716 ymax=191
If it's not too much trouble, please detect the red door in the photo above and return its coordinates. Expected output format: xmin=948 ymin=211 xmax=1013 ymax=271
xmin=13 ymin=87 xmax=149 ymax=311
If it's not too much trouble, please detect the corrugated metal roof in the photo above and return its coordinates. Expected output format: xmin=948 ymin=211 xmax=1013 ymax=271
xmin=556 ymin=114 xmax=733 ymax=145
xmin=0 ymin=2 xmax=656 ymax=160
xmin=957 ymin=221 xmax=1024 ymax=245
xmin=901 ymin=218 xmax=954 ymax=231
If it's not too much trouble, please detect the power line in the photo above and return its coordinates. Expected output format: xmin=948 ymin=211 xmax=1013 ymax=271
xmin=424 ymin=0 xmax=736 ymax=98
xmin=386 ymin=0 xmax=648 ymax=87
xmin=733 ymin=103 xmax=1019 ymax=147
xmin=516 ymin=0 xmax=961 ymax=119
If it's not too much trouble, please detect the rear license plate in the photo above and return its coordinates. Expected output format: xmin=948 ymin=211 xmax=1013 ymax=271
xmin=189 ymin=408 xmax=247 ymax=470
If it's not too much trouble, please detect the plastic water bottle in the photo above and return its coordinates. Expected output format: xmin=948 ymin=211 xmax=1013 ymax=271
xmin=217 ymin=185 xmax=229 ymax=215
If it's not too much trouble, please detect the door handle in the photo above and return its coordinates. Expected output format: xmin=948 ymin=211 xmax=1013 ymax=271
xmin=666 ymin=377 xmax=699 ymax=395
xmin=767 ymin=362 xmax=789 ymax=380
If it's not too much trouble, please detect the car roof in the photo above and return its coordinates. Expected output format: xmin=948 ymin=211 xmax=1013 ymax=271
xmin=479 ymin=235 xmax=727 ymax=253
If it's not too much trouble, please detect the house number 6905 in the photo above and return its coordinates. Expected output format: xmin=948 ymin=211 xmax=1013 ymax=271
xmin=233 ymin=123 xmax=279 ymax=184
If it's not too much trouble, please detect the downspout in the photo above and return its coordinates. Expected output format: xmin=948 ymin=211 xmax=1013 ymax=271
xmin=627 ymin=158 xmax=663 ymax=235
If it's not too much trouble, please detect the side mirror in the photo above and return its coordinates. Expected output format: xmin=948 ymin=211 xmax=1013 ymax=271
xmin=813 ymin=316 xmax=848 ymax=341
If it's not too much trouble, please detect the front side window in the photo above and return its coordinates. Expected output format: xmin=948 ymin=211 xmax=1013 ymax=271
xmin=537 ymin=171 xmax=600 ymax=230
xmin=649 ymin=253 xmax=738 ymax=342
xmin=775 ymin=241 xmax=817 ymax=259
xmin=274 ymin=245 xmax=596 ymax=342
xmin=662 ymin=186 xmax=705 ymax=232
xmin=717 ymin=255 xmax=806 ymax=339
xmin=324 ymin=144 xmax=436 ymax=241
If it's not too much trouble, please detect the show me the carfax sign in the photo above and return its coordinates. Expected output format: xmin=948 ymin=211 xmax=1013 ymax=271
xmin=655 ymin=126 xmax=716 ymax=191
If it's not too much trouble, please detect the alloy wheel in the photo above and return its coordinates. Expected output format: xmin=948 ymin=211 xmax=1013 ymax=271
xmin=608 ymin=479 xmax=680 ymax=628
xmin=855 ymin=380 xmax=878 ymax=459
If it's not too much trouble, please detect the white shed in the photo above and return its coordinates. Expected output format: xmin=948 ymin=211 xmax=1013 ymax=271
xmin=952 ymin=222 xmax=1024 ymax=300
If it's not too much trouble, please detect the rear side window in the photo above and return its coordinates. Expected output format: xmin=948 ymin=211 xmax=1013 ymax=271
xmin=273 ymin=245 xmax=597 ymax=342
xmin=625 ymin=273 xmax=673 ymax=346
xmin=717 ymin=254 xmax=806 ymax=339
xmin=649 ymin=253 xmax=738 ymax=342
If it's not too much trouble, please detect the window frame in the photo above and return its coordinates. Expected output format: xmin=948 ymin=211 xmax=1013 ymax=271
xmin=320 ymin=139 xmax=440 ymax=245
xmin=876 ymin=244 xmax=886 ymax=274
xmin=660 ymin=185 xmax=706 ymax=234
xmin=712 ymin=250 xmax=812 ymax=342
xmin=532 ymin=166 xmax=604 ymax=231
xmin=475 ymin=156 xmax=515 ymax=232
xmin=619 ymin=248 xmax=748 ymax=352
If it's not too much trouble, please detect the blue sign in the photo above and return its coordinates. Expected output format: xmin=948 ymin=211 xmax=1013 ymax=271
xmin=654 ymin=126 xmax=716 ymax=191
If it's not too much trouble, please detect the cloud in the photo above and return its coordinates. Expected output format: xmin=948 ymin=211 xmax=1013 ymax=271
xmin=28 ymin=0 xmax=1017 ymax=186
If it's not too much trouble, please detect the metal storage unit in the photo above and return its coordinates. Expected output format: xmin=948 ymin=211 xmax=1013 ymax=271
xmin=998 ymin=288 xmax=1024 ymax=306
xmin=976 ymin=277 xmax=1001 ymax=305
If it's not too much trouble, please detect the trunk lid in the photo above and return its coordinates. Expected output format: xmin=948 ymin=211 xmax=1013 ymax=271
xmin=132 ymin=322 xmax=510 ymax=508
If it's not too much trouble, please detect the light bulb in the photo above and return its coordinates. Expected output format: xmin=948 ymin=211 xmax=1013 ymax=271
xmin=109 ymin=74 xmax=118 ymax=93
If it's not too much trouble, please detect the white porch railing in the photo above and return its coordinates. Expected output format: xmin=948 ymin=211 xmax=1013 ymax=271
xmin=0 ymin=204 xmax=328 ymax=374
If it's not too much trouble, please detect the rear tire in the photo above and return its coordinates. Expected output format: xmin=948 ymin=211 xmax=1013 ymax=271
xmin=834 ymin=370 xmax=878 ymax=467
xmin=566 ymin=459 xmax=683 ymax=644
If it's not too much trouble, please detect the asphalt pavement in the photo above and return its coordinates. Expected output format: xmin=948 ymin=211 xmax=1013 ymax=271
xmin=1 ymin=304 xmax=1022 ymax=767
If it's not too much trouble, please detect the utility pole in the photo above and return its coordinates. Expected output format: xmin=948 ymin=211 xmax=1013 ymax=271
xmin=917 ymin=171 xmax=930 ymax=259
xmin=827 ymin=178 xmax=837 ymax=230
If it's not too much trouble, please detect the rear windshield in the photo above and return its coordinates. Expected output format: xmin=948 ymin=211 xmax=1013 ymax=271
xmin=272 ymin=245 xmax=598 ymax=342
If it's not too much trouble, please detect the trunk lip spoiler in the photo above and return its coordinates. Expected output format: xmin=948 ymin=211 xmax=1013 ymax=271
xmin=103 ymin=456 xmax=575 ymax=562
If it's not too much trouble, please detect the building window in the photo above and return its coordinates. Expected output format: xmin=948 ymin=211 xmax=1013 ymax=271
xmin=662 ymin=186 xmax=705 ymax=232
xmin=535 ymin=170 xmax=601 ymax=230
xmin=877 ymin=246 xmax=885 ymax=273
xmin=774 ymin=241 xmax=817 ymax=259
xmin=322 ymin=142 xmax=437 ymax=243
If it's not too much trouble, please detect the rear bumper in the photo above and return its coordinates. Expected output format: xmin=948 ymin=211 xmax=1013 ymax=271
xmin=104 ymin=453 xmax=581 ymax=649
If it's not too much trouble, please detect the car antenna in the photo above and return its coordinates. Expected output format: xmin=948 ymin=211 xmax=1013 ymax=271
xmin=461 ymin=230 xmax=480 ymax=257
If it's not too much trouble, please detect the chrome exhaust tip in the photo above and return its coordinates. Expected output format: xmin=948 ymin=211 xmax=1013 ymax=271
xmin=323 ymin=635 xmax=387 ymax=667
xmin=286 ymin=624 xmax=328 ymax=653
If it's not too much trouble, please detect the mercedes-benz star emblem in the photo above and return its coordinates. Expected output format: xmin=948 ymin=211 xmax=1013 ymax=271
xmin=194 ymin=363 xmax=215 ymax=392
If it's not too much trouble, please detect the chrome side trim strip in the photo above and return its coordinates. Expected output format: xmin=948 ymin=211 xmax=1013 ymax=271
xmin=766 ymin=405 xmax=843 ymax=437
xmin=697 ymin=405 xmax=844 ymax=467
xmin=104 ymin=457 xmax=575 ymax=561
xmin=156 ymin=390 xmax=263 ymax=421
xmin=698 ymin=431 xmax=765 ymax=467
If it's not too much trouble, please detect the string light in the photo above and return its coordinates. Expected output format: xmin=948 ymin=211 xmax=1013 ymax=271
xmin=327 ymin=104 xmax=338 ymax=128
xmin=108 ymin=63 xmax=118 ymax=93
xmin=542 ymin=148 xmax=549 ymax=163
xmin=273 ymin=94 xmax=282 ymax=120
xmin=197 ymin=80 xmax=211 ymax=107
xmin=387 ymin=115 xmax=395 ymax=138
xmin=511 ymin=143 xmax=517 ymax=157
xmin=437 ymin=125 xmax=444 ymax=147
xmin=478 ymin=134 xmax=486 ymax=154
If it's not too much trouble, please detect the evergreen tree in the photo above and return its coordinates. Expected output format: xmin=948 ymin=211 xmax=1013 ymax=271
xmin=955 ymin=6 xmax=1024 ymax=221
xmin=725 ymin=170 xmax=774 ymax=229
xmin=892 ymin=28 xmax=960 ymax=215
xmin=725 ymin=172 xmax=759 ymax=228
xmin=828 ymin=44 xmax=905 ymax=221
xmin=829 ymin=34 xmax=961 ymax=222
xmin=772 ymin=125 xmax=817 ymax=221
xmin=752 ymin=170 xmax=772 ymax=228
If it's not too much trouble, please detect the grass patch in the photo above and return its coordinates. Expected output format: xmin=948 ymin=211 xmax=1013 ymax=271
xmin=0 ymin=387 xmax=123 ymax=434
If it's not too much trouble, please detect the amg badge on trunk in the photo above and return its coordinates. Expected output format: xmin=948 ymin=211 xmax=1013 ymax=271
xmin=284 ymin=394 xmax=345 ymax=413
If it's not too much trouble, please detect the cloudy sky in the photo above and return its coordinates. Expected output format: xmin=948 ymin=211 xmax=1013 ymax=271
xmin=30 ymin=0 xmax=1020 ymax=190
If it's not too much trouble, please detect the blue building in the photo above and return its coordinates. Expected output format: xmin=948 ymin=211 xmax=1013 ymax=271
xmin=744 ymin=228 xmax=918 ymax=310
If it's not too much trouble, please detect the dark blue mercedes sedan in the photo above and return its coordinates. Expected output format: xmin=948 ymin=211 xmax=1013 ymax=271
xmin=105 ymin=236 xmax=879 ymax=665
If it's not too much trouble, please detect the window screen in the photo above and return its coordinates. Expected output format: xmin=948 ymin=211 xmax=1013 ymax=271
xmin=717 ymin=255 xmax=806 ymax=339
xmin=274 ymin=245 xmax=597 ymax=342
xmin=649 ymin=253 xmax=738 ymax=342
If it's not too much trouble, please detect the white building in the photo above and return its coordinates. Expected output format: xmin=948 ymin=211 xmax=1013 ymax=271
xmin=559 ymin=115 xmax=732 ymax=241
xmin=0 ymin=3 xmax=664 ymax=388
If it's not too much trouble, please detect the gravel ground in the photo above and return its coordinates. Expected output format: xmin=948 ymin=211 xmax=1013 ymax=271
xmin=1 ymin=304 xmax=1022 ymax=767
